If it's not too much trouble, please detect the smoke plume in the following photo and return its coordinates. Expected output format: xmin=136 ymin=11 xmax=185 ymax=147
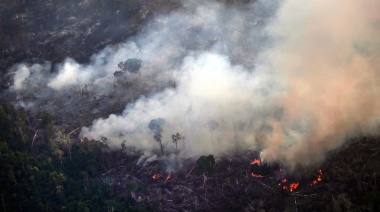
xmin=5 ymin=0 xmax=380 ymax=168
xmin=258 ymin=0 xmax=380 ymax=165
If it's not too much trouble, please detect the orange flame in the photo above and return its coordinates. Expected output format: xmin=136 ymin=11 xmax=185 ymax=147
xmin=251 ymin=173 xmax=264 ymax=178
xmin=278 ymin=178 xmax=299 ymax=192
xmin=166 ymin=175 xmax=171 ymax=181
xmin=289 ymin=182 xmax=299 ymax=192
xmin=250 ymin=159 xmax=261 ymax=166
xmin=152 ymin=174 xmax=161 ymax=179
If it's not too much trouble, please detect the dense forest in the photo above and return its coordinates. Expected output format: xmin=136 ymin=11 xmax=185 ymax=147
xmin=0 ymin=103 xmax=144 ymax=211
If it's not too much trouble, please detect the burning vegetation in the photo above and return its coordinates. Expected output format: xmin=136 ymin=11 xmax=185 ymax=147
xmin=310 ymin=169 xmax=323 ymax=186
xmin=152 ymin=174 xmax=161 ymax=180
xmin=97 ymin=140 xmax=380 ymax=211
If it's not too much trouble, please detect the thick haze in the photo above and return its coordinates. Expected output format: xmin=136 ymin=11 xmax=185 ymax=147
xmin=6 ymin=0 xmax=380 ymax=168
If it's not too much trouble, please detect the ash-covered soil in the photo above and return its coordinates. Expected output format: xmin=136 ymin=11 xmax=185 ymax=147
xmin=0 ymin=0 xmax=181 ymax=75
xmin=99 ymin=150 xmax=296 ymax=211
xmin=96 ymin=137 xmax=380 ymax=211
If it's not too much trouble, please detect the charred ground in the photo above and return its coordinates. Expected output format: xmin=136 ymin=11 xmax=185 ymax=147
xmin=0 ymin=0 xmax=182 ymax=75
xmin=95 ymin=137 xmax=380 ymax=211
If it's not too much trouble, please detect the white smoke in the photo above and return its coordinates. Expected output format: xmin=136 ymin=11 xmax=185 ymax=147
xmin=7 ymin=0 xmax=380 ymax=168
xmin=13 ymin=65 xmax=30 ymax=90
xmin=81 ymin=52 xmax=278 ymax=158
xmin=11 ymin=62 xmax=52 ymax=91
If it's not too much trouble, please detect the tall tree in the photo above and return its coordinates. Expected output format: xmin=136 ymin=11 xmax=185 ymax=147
xmin=148 ymin=118 xmax=166 ymax=155
xmin=171 ymin=133 xmax=184 ymax=149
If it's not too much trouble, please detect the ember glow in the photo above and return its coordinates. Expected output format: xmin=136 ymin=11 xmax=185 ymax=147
xmin=289 ymin=182 xmax=299 ymax=192
xmin=250 ymin=159 xmax=261 ymax=166
xmin=152 ymin=174 xmax=161 ymax=179
xmin=250 ymin=158 xmax=265 ymax=177
xmin=166 ymin=175 xmax=171 ymax=181
xmin=251 ymin=173 xmax=264 ymax=178
xmin=311 ymin=169 xmax=323 ymax=186
xmin=278 ymin=178 xmax=299 ymax=192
